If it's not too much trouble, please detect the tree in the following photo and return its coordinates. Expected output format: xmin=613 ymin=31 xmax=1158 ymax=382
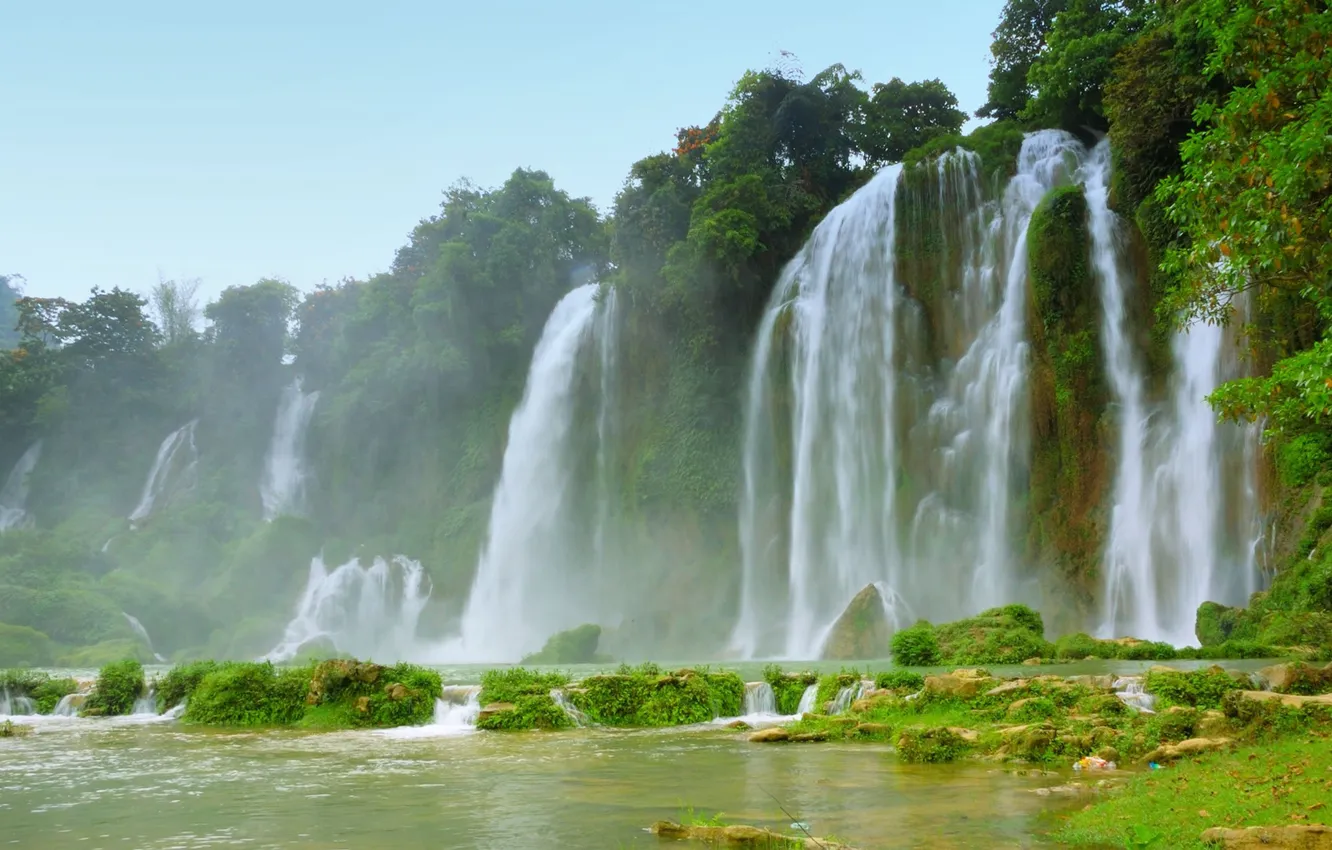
xmin=151 ymin=275 xmax=202 ymax=345
xmin=0 ymin=274 xmax=22 ymax=349
xmin=204 ymin=279 xmax=300 ymax=380
xmin=859 ymin=78 xmax=968 ymax=165
xmin=978 ymin=0 xmax=1070 ymax=120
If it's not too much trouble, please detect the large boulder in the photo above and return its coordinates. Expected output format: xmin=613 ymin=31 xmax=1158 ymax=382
xmin=1141 ymin=737 xmax=1233 ymax=763
xmin=748 ymin=727 xmax=790 ymax=743
xmin=820 ymin=584 xmax=893 ymax=660
xmin=924 ymin=670 xmax=998 ymax=700
xmin=1260 ymin=662 xmax=1332 ymax=695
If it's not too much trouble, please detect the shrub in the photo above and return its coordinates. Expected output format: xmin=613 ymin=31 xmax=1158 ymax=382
xmin=874 ymin=670 xmax=926 ymax=692
xmin=475 ymin=693 xmax=570 ymax=730
xmin=30 ymin=677 xmax=77 ymax=714
xmin=1195 ymin=601 xmax=1241 ymax=647
xmin=84 ymin=659 xmax=145 ymax=716
xmin=896 ymin=726 xmax=970 ymax=763
xmin=156 ymin=661 xmax=221 ymax=711
xmin=1115 ymin=641 xmax=1177 ymax=661
xmin=478 ymin=668 xmax=570 ymax=704
xmin=891 ymin=625 xmax=940 ymax=666
xmin=1054 ymin=632 xmax=1116 ymax=660
xmin=1144 ymin=667 xmax=1243 ymax=710
xmin=763 ymin=665 xmax=818 ymax=715
xmin=184 ymin=662 xmax=312 ymax=726
xmin=1277 ymin=433 xmax=1330 ymax=488
xmin=814 ymin=670 xmax=862 ymax=713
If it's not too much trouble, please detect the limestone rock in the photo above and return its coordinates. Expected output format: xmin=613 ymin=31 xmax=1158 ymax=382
xmin=986 ymin=679 xmax=1030 ymax=697
xmin=948 ymin=726 xmax=980 ymax=743
xmin=0 ymin=720 xmax=32 ymax=737
xmin=1201 ymin=825 xmax=1332 ymax=848
xmin=726 ymin=720 xmax=751 ymax=730
xmin=925 ymin=672 xmax=998 ymax=700
xmin=1196 ymin=710 xmax=1231 ymax=738
xmin=1095 ymin=746 xmax=1119 ymax=763
xmin=820 ymin=583 xmax=893 ymax=660
xmin=1232 ymin=690 xmax=1332 ymax=709
xmin=1260 ymin=662 xmax=1332 ymax=695
xmin=1142 ymin=737 xmax=1233 ymax=763
xmin=354 ymin=696 xmax=370 ymax=714
xmin=649 ymin=821 xmax=858 ymax=849
xmin=748 ymin=727 xmax=790 ymax=743
xmin=384 ymin=683 xmax=409 ymax=701
xmin=1000 ymin=723 xmax=1057 ymax=759
xmin=1022 ymin=657 xmax=1043 ymax=666
xmin=478 ymin=702 xmax=516 ymax=723
xmin=853 ymin=722 xmax=891 ymax=736
xmin=851 ymin=693 xmax=898 ymax=713
xmin=790 ymin=731 xmax=828 ymax=743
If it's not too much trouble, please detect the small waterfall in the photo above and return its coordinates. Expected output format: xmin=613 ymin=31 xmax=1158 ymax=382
xmin=264 ymin=554 xmax=432 ymax=663
xmin=129 ymin=421 xmax=199 ymax=524
xmin=1089 ymin=139 xmax=1261 ymax=643
xmin=381 ymin=685 xmax=479 ymax=738
xmin=550 ymin=688 xmax=589 ymax=727
xmin=742 ymin=682 xmax=778 ymax=717
xmin=161 ymin=701 xmax=187 ymax=720
xmin=0 ymin=689 xmax=37 ymax=716
xmin=1111 ymin=677 xmax=1155 ymax=713
xmin=0 ymin=441 xmax=42 ymax=532
xmin=53 ymin=693 xmax=85 ymax=717
xmin=451 ymin=283 xmax=610 ymax=662
xmin=123 ymin=612 xmax=167 ymax=663
xmin=260 ymin=377 xmax=320 ymax=520
xmin=132 ymin=686 xmax=158 ymax=716
xmin=795 ymin=684 xmax=818 ymax=715
xmin=829 ymin=683 xmax=865 ymax=715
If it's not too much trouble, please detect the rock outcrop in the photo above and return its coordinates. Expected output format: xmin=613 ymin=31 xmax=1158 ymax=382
xmin=820 ymin=584 xmax=893 ymax=660
xmin=1201 ymin=825 xmax=1332 ymax=848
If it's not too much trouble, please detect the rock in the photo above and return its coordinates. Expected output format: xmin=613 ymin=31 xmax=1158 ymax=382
xmin=986 ymin=679 xmax=1030 ymax=697
xmin=853 ymin=722 xmax=891 ymax=736
xmin=925 ymin=673 xmax=998 ymax=700
xmin=519 ymin=623 xmax=604 ymax=665
xmin=1006 ymin=698 xmax=1040 ymax=718
xmin=478 ymin=702 xmax=516 ymax=723
xmin=384 ymin=683 xmax=409 ymax=701
xmin=851 ymin=693 xmax=898 ymax=713
xmin=354 ymin=696 xmax=371 ymax=714
xmin=1200 ymin=824 xmax=1332 ymax=848
xmin=1000 ymin=723 xmax=1057 ymax=760
xmin=791 ymin=731 xmax=828 ymax=743
xmin=0 ymin=720 xmax=32 ymax=738
xmin=1197 ymin=710 xmax=1231 ymax=738
xmin=726 ymin=720 xmax=751 ymax=730
xmin=1095 ymin=746 xmax=1119 ymax=763
xmin=1232 ymin=690 xmax=1332 ymax=709
xmin=948 ymin=727 xmax=980 ymax=743
xmin=1022 ymin=657 xmax=1043 ymax=666
xmin=649 ymin=821 xmax=858 ymax=849
xmin=1067 ymin=674 xmax=1116 ymax=691
xmin=896 ymin=726 xmax=970 ymax=763
xmin=1260 ymin=662 xmax=1332 ymax=695
xmin=1089 ymin=726 xmax=1119 ymax=747
xmin=748 ymin=727 xmax=790 ymax=743
xmin=820 ymin=583 xmax=893 ymax=660
xmin=1142 ymin=737 xmax=1233 ymax=763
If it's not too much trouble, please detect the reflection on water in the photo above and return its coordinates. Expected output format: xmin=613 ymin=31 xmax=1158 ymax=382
xmin=0 ymin=720 xmax=1087 ymax=849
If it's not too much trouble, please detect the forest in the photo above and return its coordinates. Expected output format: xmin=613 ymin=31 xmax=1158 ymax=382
xmin=1 ymin=0 xmax=1329 ymax=668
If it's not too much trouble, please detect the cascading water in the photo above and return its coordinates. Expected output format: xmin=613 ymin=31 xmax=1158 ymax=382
xmin=0 ymin=441 xmax=42 ymax=532
xmin=829 ymin=683 xmax=865 ymax=715
xmin=133 ymin=686 xmax=158 ymax=716
xmin=550 ymin=689 xmax=590 ymax=727
xmin=795 ymin=684 xmax=818 ymax=715
xmin=735 ymin=131 xmax=1083 ymax=659
xmin=123 ymin=612 xmax=168 ymax=663
xmin=742 ymin=682 xmax=778 ymax=717
xmin=264 ymin=555 xmax=432 ymax=662
xmin=1088 ymin=139 xmax=1262 ymax=643
xmin=129 ymin=420 xmax=199 ymax=524
xmin=1 ymin=689 xmax=37 ymax=716
xmin=449 ymin=283 xmax=613 ymax=662
xmin=382 ymin=686 xmax=481 ymax=738
xmin=260 ymin=377 xmax=320 ymax=520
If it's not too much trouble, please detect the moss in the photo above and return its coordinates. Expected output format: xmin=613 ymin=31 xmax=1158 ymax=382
xmin=476 ymin=667 xmax=573 ymax=731
xmin=874 ymin=670 xmax=925 ymax=693
xmin=890 ymin=625 xmax=940 ymax=666
xmin=476 ymin=693 xmax=571 ymax=730
xmin=1115 ymin=640 xmax=1177 ymax=661
xmin=83 ymin=659 xmax=145 ymax=717
xmin=763 ymin=665 xmax=817 ymax=715
xmin=297 ymin=659 xmax=441 ymax=728
xmin=895 ymin=725 xmax=971 ymax=763
xmin=813 ymin=670 xmax=862 ymax=712
xmin=519 ymin=623 xmax=607 ymax=665
xmin=0 ymin=623 xmax=54 ymax=668
xmin=1276 ymin=433 xmax=1331 ymax=489
xmin=30 ymin=677 xmax=76 ymax=714
xmin=478 ymin=667 xmax=570 ymax=704
xmin=1144 ymin=667 xmax=1244 ymax=710
xmin=901 ymin=119 xmax=1026 ymax=181
xmin=184 ymin=662 xmax=312 ymax=726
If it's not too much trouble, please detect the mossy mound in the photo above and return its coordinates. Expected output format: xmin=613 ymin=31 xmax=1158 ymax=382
xmin=927 ymin=605 xmax=1052 ymax=665
xmin=568 ymin=664 xmax=744 ymax=727
xmin=1142 ymin=666 xmax=1245 ymax=710
xmin=890 ymin=624 xmax=940 ymax=665
xmin=896 ymin=725 xmax=972 ymax=763
xmin=820 ymin=584 xmax=893 ymax=661
xmin=519 ymin=623 xmax=608 ymax=665
xmin=82 ymin=659 xmax=146 ymax=716
xmin=300 ymin=659 xmax=441 ymax=728
xmin=763 ymin=664 xmax=817 ymax=714
xmin=476 ymin=667 xmax=572 ymax=730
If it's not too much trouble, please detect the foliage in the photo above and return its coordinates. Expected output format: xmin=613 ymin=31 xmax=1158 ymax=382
xmin=891 ymin=625 xmax=941 ymax=666
xmin=300 ymin=660 xmax=441 ymax=728
xmin=763 ymin=664 xmax=818 ymax=715
xmin=83 ymin=659 xmax=145 ymax=717
xmin=519 ymin=623 xmax=606 ymax=665
xmin=978 ymin=0 xmax=1070 ymax=120
xmin=858 ymin=78 xmax=967 ymax=165
xmin=931 ymin=605 xmax=1053 ymax=665
xmin=0 ymin=668 xmax=76 ymax=714
xmin=1143 ymin=667 xmax=1243 ymax=710
xmin=150 ymin=276 xmax=201 ymax=345
xmin=184 ymin=662 xmax=312 ymax=726
xmin=0 ymin=623 xmax=54 ymax=667
xmin=895 ymin=725 xmax=971 ymax=763
xmin=155 ymin=660 xmax=220 ymax=711
xmin=1054 ymin=632 xmax=1116 ymax=659
xmin=568 ymin=666 xmax=743 ymax=727
xmin=1276 ymin=433 xmax=1332 ymax=487
xmin=874 ymin=670 xmax=926 ymax=692
xmin=478 ymin=667 xmax=571 ymax=705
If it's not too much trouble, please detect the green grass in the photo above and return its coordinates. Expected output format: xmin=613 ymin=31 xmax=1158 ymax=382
xmin=1053 ymin=734 xmax=1332 ymax=848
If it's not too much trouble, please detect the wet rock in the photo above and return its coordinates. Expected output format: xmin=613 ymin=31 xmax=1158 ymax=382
xmin=948 ymin=727 xmax=980 ymax=743
xmin=925 ymin=672 xmax=998 ymax=700
xmin=1089 ymin=726 xmax=1119 ymax=747
xmin=1022 ymin=657 xmax=1043 ymax=666
xmin=478 ymin=702 xmax=516 ymax=723
xmin=748 ymin=727 xmax=789 ymax=743
xmin=790 ymin=731 xmax=828 ymax=743
xmin=986 ymin=679 xmax=1030 ymax=697
xmin=1142 ymin=737 xmax=1233 ymax=763
xmin=354 ymin=696 xmax=370 ymax=714
xmin=726 ymin=720 xmax=751 ymax=731
xmin=0 ymin=720 xmax=32 ymax=737
xmin=649 ymin=821 xmax=858 ymax=848
xmin=1200 ymin=824 xmax=1332 ymax=848
xmin=1067 ymin=674 xmax=1116 ymax=691
xmin=1000 ymin=723 xmax=1057 ymax=760
xmin=853 ymin=722 xmax=891 ymax=736
xmin=1095 ymin=746 xmax=1120 ymax=763
xmin=851 ymin=693 xmax=899 ymax=713
xmin=820 ymin=583 xmax=893 ymax=660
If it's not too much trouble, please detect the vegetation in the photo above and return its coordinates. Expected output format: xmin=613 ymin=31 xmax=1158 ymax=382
xmin=519 ymin=624 xmax=608 ymax=665
xmin=83 ymin=659 xmax=145 ymax=716
xmin=763 ymin=664 xmax=817 ymax=715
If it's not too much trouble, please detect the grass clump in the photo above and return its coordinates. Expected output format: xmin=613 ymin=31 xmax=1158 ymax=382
xmin=814 ymin=669 xmax=862 ymax=712
xmin=895 ymin=725 xmax=971 ymax=763
xmin=570 ymin=665 xmax=743 ymax=727
xmin=83 ymin=659 xmax=145 ymax=717
xmin=891 ymin=624 xmax=940 ymax=665
xmin=1053 ymin=632 xmax=1116 ymax=660
xmin=763 ymin=664 xmax=817 ymax=715
xmin=184 ymin=662 xmax=312 ymax=726
xmin=155 ymin=660 xmax=220 ymax=711
xmin=1143 ymin=667 xmax=1244 ymax=710
xmin=300 ymin=660 xmax=441 ymax=728
xmin=933 ymin=605 xmax=1052 ymax=665
xmin=1053 ymin=735 xmax=1332 ymax=849
xmin=874 ymin=670 xmax=925 ymax=692
xmin=476 ymin=666 xmax=572 ymax=731
xmin=0 ymin=669 xmax=76 ymax=713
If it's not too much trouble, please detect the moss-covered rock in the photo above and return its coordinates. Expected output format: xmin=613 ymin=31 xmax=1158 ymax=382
xmin=1144 ymin=666 xmax=1244 ymax=710
xmin=0 ymin=623 xmax=54 ymax=668
xmin=520 ymin=623 xmax=607 ymax=665
xmin=83 ymin=659 xmax=145 ymax=717
xmin=1260 ymin=662 xmax=1332 ymax=696
xmin=820 ymin=584 xmax=893 ymax=660
xmin=932 ymin=605 xmax=1053 ymax=665
xmin=476 ymin=667 xmax=571 ymax=731
xmin=896 ymin=725 xmax=971 ymax=763
xmin=1196 ymin=601 xmax=1244 ymax=646
xmin=763 ymin=665 xmax=817 ymax=715
xmin=300 ymin=659 xmax=441 ymax=728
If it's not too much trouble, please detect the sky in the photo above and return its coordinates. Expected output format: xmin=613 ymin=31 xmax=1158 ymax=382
xmin=3 ymin=0 xmax=1004 ymax=305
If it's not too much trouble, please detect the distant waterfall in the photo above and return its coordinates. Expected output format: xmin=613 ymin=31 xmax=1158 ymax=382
xmin=264 ymin=555 xmax=432 ymax=662
xmin=122 ymin=612 xmax=168 ymax=663
xmin=450 ymin=283 xmax=617 ymax=662
xmin=0 ymin=441 xmax=42 ymax=532
xmin=260 ymin=377 xmax=320 ymax=520
xmin=129 ymin=421 xmax=198 ymax=524
xmin=734 ymin=131 xmax=1082 ymax=659
xmin=1092 ymin=134 xmax=1262 ymax=641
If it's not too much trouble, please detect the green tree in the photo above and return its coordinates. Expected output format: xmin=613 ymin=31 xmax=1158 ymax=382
xmin=205 ymin=279 xmax=300 ymax=381
xmin=978 ymin=0 xmax=1070 ymax=120
xmin=859 ymin=77 xmax=968 ymax=165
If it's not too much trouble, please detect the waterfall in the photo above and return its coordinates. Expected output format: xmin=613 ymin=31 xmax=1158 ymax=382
xmin=550 ymin=688 xmax=590 ymax=727
xmin=0 ymin=441 xmax=42 ymax=532
xmin=735 ymin=131 xmax=1083 ymax=659
xmin=122 ymin=612 xmax=168 ymax=663
xmin=795 ymin=684 xmax=818 ymax=715
xmin=1088 ymin=139 xmax=1261 ymax=643
xmin=742 ymin=682 xmax=778 ymax=717
xmin=382 ymin=685 xmax=480 ymax=738
xmin=260 ymin=377 xmax=320 ymax=520
xmin=1 ymin=689 xmax=37 ymax=717
xmin=264 ymin=554 xmax=432 ymax=662
xmin=450 ymin=283 xmax=610 ymax=662
xmin=53 ymin=693 xmax=85 ymax=716
xmin=129 ymin=421 xmax=199 ymax=524
xmin=132 ymin=686 xmax=158 ymax=716
xmin=591 ymin=286 xmax=620 ymax=585
xmin=829 ymin=683 xmax=865 ymax=715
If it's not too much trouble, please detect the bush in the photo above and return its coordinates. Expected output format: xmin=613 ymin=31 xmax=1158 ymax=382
xmin=896 ymin=726 xmax=970 ymax=763
xmin=519 ymin=623 xmax=605 ymax=665
xmin=0 ymin=623 xmax=54 ymax=667
xmin=891 ymin=625 xmax=940 ymax=666
xmin=31 ymin=677 xmax=77 ymax=714
xmin=874 ymin=670 xmax=926 ymax=692
xmin=934 ymin=606 xmax=1053 ymax=665
xmin=1116 ymin=641 xmax=1177 ymax=661
xmin=478 ymin=668 xmax=570 ymax=704
xmin=1144 ymin=667 xmax=1243 ymax=710
xmin=300 ymin=660 xmax=441 ymax=728
xmin=156 ymin=661 xmax=221 ymax=710
xmin=1277 ymin=434 xmax=1330 ymax=488
xmin=763 ymin=664 xmax=818 ymax=715
xmin=184 ymin=662 xmax=312 ymax=726
xmin=84 ymin=659 xmax=145 ymax=716
xmin=1054 ymin=632 xmax=1116 ymax=660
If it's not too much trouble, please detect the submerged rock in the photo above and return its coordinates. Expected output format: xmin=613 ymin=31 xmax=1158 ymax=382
xmin=748 ymin=727 xmax=790 ymax=743
xmin=1200 ymin=824 xmax=1332 ymax=848
xmin=820 ymin=584 xmax=893 ymax=660
xmin=0 ymin=720 xmax=32 ymax=737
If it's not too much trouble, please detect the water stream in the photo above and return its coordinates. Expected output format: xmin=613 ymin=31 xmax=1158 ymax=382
xmin=0 ymin=441 xmax=42 ymax=532
xmin=260 ymin=377 xmax=320 ymax=520
xmin=129 ymin=421 xmax=199 ymax=525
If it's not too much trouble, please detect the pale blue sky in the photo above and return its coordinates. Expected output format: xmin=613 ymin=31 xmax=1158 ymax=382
xmin=3 ymin=1 xmax=1003 ymax=303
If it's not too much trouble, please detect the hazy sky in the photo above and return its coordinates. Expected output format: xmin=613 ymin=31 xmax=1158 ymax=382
xmin=3 ymin=1 xmax=1003 ymax=304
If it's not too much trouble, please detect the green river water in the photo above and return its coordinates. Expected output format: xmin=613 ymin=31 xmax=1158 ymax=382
xmin=5 ymin=660 xmax=1273 ymax=849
